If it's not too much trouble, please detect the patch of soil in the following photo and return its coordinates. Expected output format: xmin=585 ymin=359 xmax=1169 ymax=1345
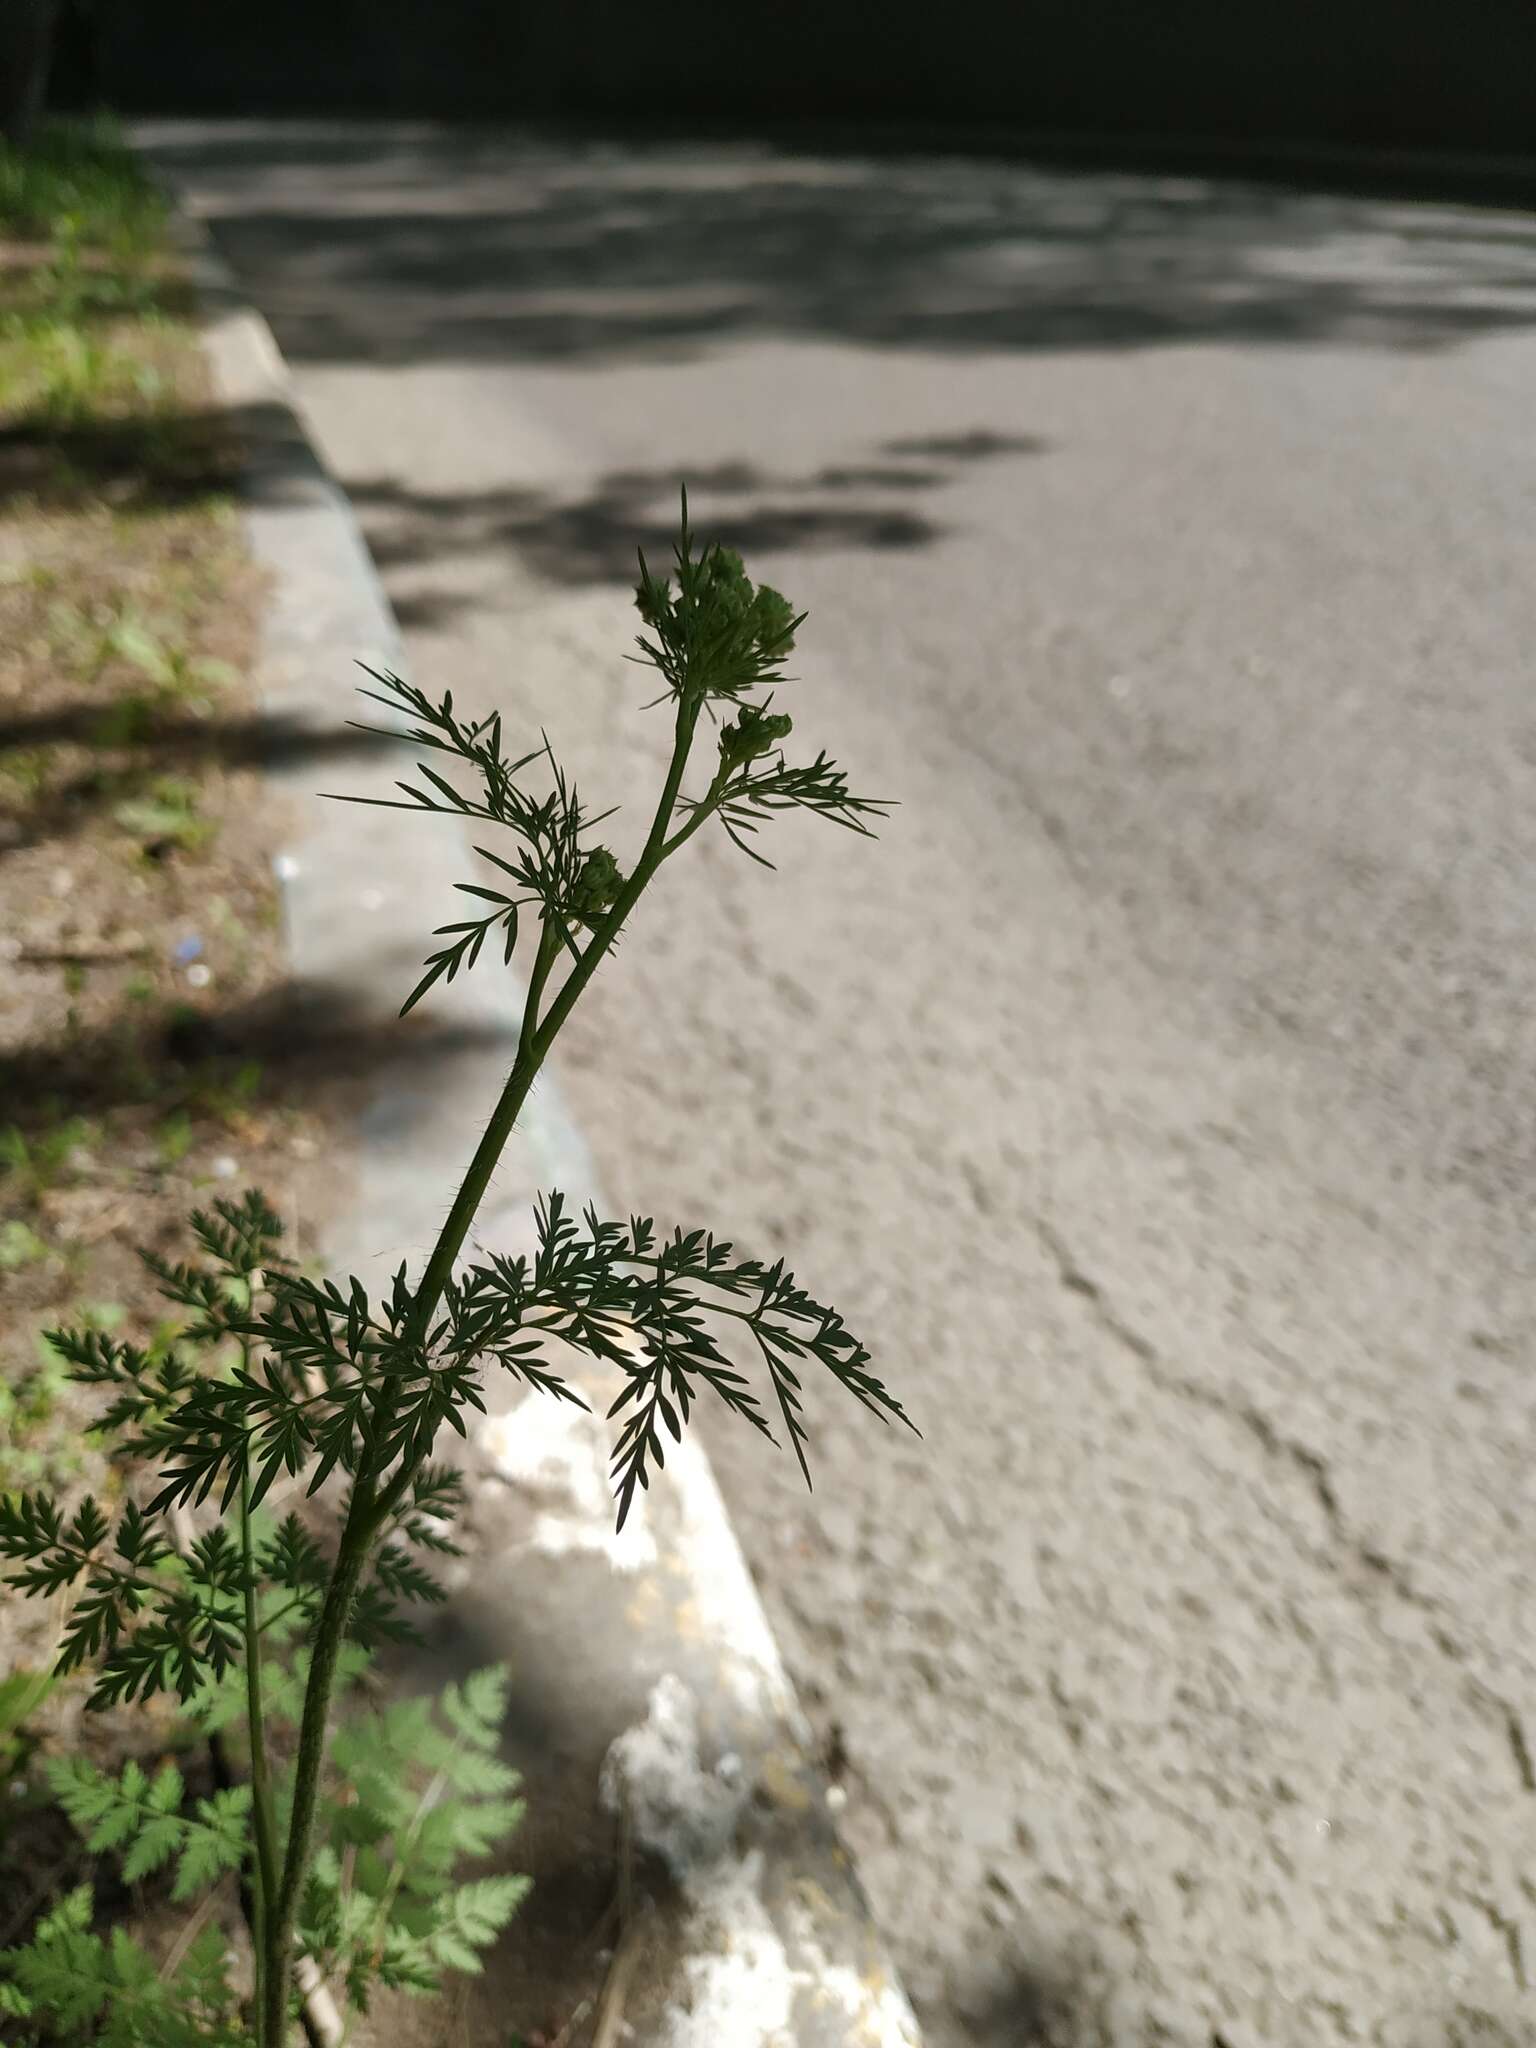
xmin=0 ymin=219 xmax=343 ymax=1973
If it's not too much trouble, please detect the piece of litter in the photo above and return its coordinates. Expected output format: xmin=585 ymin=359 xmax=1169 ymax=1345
xmin=186 ymin=963 xmax=212 ymax=988
xmin=827 ymin=1784 xmax=847 ymax=1812
xmin=173 ymin=934 xmax=204 ymax=963
xmin=211 ymin=1155 xmax=239 ymax=1180
xmin=275 ymin=853 xmax=301 ymax=882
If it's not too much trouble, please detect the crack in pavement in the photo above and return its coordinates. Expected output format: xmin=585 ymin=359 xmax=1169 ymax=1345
xmin=1462 ymin=1894 xmax=1528 ymax=1991
xmin=1034 ymin=1217 xmax=1536 ymax=1802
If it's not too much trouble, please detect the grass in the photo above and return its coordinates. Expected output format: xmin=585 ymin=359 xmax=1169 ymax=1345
xmin=0 ymin=118 xmax=323 ymax=1657
xmin=0 ymin=125 xmax=338 ymax=1958
xmin=0 ymin=120 xmax=343 ymax=1986
xmin=0 ymin=1110 xmax=99 ymax=1207
xmin=0 ymin=1325 xmax=87 ymax=1493
xmin=0 ymin=114 xmax=167 ymax=255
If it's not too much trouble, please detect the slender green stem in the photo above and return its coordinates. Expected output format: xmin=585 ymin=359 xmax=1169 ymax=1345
xmin=518 ymin=915 xmax=562 ymax=1055
xmin=256 ymin=1594 xmax=309 ymax=1637
xmin=332 ymin=1741 xmax=458 ymax=2038
xmin=260 ymin=1482 xmax=376 ymax=2046
xmin=526 ymin=694 xmax=702 ymax=1069
xmin=659 ymin=765 xmax=729 ymax=860
xmin=400 ymin=688 xmax=702 ymax=1351
xmin=264 ymin=688 xmax=706 ymax=2038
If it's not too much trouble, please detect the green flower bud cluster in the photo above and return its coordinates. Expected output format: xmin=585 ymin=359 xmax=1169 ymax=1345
xmin=568 ymin=845 xmax=625 ymax=929
xmin=719 ymin=703 xmax=794 ymax=770
xmin=699 ymin=547 xmax=798 ymax=660
xmin=634 ymin=539 xmax=799 ymax=701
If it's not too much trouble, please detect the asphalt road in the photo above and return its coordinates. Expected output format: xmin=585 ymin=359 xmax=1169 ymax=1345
xmin=144 ymin=122 xmax=1536 ymax=2048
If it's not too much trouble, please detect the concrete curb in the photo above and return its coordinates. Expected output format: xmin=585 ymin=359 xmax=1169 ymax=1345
xmin=160 ymin=176 xmax=922 ymax=2048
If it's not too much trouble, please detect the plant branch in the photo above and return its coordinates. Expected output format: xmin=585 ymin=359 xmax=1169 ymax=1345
xmin=266 ymin=687 xmax=707 ymax=2032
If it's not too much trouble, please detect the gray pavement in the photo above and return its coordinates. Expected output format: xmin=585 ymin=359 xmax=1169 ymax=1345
xmin=141 ymin=123 xmax=1536 ymax=2048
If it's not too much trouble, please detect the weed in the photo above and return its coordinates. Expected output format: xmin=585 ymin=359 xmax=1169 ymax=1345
xmin=0 ymin=1331 xmax=79 ymax=1494
xmin=0 ymin=747 xmax=54 ymax=800
xmin=157 ymin=1112 xmax=194 ymax=1168
xmin=190 ymin=1061 xmax=263 ymax=1126
xmin=0 ymin=1110 xmax=97 ymax=1205
xmin=0 ymin=504 xmax=910 ymax=2043
xmin=0 ymin=117 xmax=167 ymax=259
xmin=0 ymin=321 xmax=152 ymax=425
xmin=110 ymin=615 xmax=236 ymax=700
xmin=0 ymin=1667 xmax=55 ymax=1790
xmin=0 ymin=1221 xmax=52 ymax=1271
xmin=113 ymin=776 xmax=211 ymax=855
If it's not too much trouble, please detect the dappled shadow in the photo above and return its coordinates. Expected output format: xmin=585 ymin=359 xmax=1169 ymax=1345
xmin=137 ymin=123 xmax=1536 ymax=369
xmin=936 ymin=1940 xmax=1124 ymax=2048
xmin=883 ymin=428 xmax=1049 ymax=460
xmin=0 ymin=702 xmax=384 ymax=763
xmin=0 ymin=977 xmax=505 ymax=1129
xmin=348 ymin=456 xmax=958 ymax=601
xmin=0 ymin=406 xmax=240 ymax=511
xmin=936 ymin=1947 xmax=1536 ymax=2048
xmin=339 ymin=438 xmax=1057 ymax=627
xmin=0 ymin=707 xmax=387 ymax=856
xmin=0 ymin=392 xmax=331 ymax=515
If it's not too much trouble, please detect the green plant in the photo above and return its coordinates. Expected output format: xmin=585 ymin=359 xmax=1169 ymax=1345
xmin=0 ymin=1879 xmax=240 ymax=2047
xmin=190 ymin=1062 xmax=264 ymax=1127
xmin=0 ymin=119 xmax=167 ymax=257
xmin=157 ymin=1112 xmax=195 ymax=1168
xmin=113 ymin=776 xmax=210 ymax=855
xmin=0 ymin=1314 xmax=122 ymax=1494
xmin=0 ymin=506 xmax=911 ymax=2043
xmin=0 ymin=1339 xmax=73 ymax=1494
xmin=0 ymin=1220 xmax=52 ymax=1271
xmin=1 ymin=322 xmax=151 ymax=424
xmin=108 ymin=617 xmax=236 ymax=702
xmin=0 ymin=1110 xmax=96 ymax=1205
xmin=0 ymin=1661 xmax=523 ymax=2044
xmin=0 ymin=1666 xmax=54 ymax=1787
xmin=0 ymin=747 xmax=53 ymax=801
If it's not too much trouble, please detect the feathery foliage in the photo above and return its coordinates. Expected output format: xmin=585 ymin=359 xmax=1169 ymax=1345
xmin=0 ymin=499 xmax=909 ymax=2046
xmin=0 ymin=1660 xmax=523 ymax=2044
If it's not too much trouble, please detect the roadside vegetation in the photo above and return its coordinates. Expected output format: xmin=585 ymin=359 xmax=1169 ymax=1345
xmin=0 ymin=120 xmax=907 ymax=2048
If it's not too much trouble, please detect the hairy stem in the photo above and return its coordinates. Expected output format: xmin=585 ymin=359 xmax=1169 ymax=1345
xmin=260 ymin=1476 xmax=376 ymax=2047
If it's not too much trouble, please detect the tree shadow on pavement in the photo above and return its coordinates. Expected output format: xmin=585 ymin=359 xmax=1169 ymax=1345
xmin=939 ymin=1955 xmax=1536 ymax=2048
xmin=138 ymin=124 xmax=1536 ymax=370
xmin=341 ymin=434 xmax=1047 ymax=625
xmin=348 ymin=461 xmax=950 ymax=592
xmin=930 ymin=1934 xmax=1192 ymax=2048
